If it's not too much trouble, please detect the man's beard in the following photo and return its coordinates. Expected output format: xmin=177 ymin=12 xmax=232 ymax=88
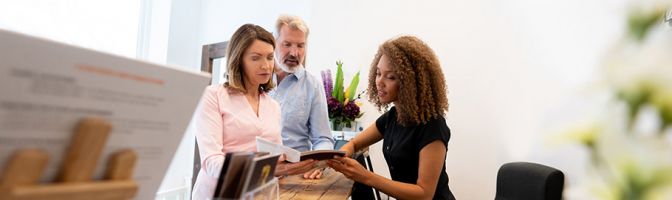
xmin=276 ymin=57 xmax=303 ymax=73
xmin=278 ymin=63 xmax=303 ymax=73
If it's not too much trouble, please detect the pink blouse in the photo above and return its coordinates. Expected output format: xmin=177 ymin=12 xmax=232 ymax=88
xmin=192 ymin=85 xmax=282 ymax=200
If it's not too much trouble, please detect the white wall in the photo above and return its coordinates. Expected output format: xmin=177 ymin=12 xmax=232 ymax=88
xmin=308 ymin=0 xmax=626 ymax=199
xmin=162 ymin=0 xmax=630 ymax=199
xmin=199 ymin=0 xmax=312 ymax=46
xmin=156 ymin=0 xmax=204 ymax=194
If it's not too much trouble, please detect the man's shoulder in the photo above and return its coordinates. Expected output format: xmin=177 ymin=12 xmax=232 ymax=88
xmin=301 ymin=70 xmax=323 ymax=88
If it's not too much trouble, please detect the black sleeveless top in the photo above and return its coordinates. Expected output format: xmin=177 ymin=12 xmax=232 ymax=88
xmin=376 ymin=107 xmax=456 ymax=200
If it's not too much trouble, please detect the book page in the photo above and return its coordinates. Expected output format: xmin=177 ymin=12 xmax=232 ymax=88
xmin=0 ymin=30 xmax=210 ymax=200
xmin=256 ymin=137 xmax=301 ymax=162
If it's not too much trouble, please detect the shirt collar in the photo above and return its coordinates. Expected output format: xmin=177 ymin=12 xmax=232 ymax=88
xmin=292 ymin=66 xmax=306 ymax=80
xmin=272 ymin=66 xmax=305 ymax=87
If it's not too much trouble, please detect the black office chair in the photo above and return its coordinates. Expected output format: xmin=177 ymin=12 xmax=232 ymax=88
xmin=495 ymin=162 xmax=564 ymax=200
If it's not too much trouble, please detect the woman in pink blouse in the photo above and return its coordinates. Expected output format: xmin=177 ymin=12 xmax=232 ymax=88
xmin=192 ymin=24 xmax=317 ymax=200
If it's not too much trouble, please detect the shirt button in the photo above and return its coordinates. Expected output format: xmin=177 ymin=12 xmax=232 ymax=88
xmin=390 ymin=166 xmax=394 ymax=171
xmin=386 ymin=146 xmax=390 ymax=150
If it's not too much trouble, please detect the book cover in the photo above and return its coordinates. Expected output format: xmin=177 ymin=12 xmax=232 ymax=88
xmin=241 ymin=154 xmax=280 ymax=193
xmin=213 ymin=152 xmax=233 ymax=197
xmin=300 ymin=150 xmax=345 ymax=161
xmin=213 ymin=152 xmax=254 ymax=199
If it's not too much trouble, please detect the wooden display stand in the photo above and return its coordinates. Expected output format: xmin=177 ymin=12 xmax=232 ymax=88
xmin=0 ymin=118 xmax=139 ymax=200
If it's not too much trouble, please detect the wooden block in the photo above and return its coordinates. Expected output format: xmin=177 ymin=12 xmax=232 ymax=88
xmin=0 ymin=117 xmax=140 ymax=200
xmin=1 ymin=180 xmax=137 ymax=200
xmin=0 ymin=149 xmax=48 ymax=188
xmin=104 ymin=149 xmax=137 ymax=180
xmin=58 ymin=117 xmax=111 ymax=182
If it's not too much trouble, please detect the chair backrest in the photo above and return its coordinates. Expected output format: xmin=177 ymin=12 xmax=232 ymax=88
xmin=192 ymin=41 xmax=228 ymax=191
xmin=200 ymin=41 xmax=229 ymax=74
xmin=495 ymin=162 xmax=564 ymax=200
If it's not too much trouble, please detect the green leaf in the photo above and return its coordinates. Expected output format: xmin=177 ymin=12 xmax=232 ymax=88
xmin=346 ymin=71 xmax=360 ymax=101
xmin=333 ymin=61 xmax=345 ymax=102
xmin=627 ymin=10 xmax=666 ymax=41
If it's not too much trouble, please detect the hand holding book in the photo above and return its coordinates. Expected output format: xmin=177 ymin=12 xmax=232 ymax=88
xmin=274 ymin=158 xmax=317 ymax=177
xmin=256 ymin=137 xmax=345 ymax=162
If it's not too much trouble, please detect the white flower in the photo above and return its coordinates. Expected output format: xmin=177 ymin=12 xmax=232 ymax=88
xmin=602 ymin=24 xmax=672 ymax=93
xmin=567 ymin=4 xmax=672 ymax=199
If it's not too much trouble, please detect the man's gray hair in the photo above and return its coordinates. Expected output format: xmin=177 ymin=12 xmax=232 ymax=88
xmin=275 ymin=14 xmax=309 ymax=38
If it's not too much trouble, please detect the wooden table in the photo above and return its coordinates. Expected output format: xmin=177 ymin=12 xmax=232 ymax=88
xmin=279 ymin=168 xmax=354 ymax=200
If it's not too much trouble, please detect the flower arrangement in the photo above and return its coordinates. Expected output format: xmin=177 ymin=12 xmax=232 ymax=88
xmin=563 ymin=3 xmax=672 ymax=200
xmin=321 ymin=61 xmax=364 ymax=130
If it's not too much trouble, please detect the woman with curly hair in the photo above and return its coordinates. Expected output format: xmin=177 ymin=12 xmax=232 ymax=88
xmin=328 ymin=36 xmax=455 ymax=200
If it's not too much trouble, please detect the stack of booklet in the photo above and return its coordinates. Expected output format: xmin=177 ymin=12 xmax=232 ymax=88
xmin=213 ymin=138 xmax=348 ymax=199
xmin=213 ymin=152 xmax=280 ymax=199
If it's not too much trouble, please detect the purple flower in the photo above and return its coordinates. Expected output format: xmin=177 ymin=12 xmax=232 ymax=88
xmin=342 ymin=101 xmax=360 ymax=120
xmin=321 ymin=70 xmax=333 ymax=98
xmin=325 ymin=70 xmax=333 ymax=97
xmin=327 ymin=96 xmax=342 ymax=118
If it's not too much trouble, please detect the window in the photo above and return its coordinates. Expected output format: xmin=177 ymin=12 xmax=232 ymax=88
xmin=0 ymin=0 xmax=141 ymax=58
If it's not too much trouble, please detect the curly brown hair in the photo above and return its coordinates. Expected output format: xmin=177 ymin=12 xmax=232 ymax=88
xmin=367 ymin=36 xmax=449 ymax=125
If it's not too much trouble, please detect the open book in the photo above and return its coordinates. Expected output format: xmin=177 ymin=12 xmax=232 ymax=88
xmin=256 ymin=137 xmax=345 ymax=163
